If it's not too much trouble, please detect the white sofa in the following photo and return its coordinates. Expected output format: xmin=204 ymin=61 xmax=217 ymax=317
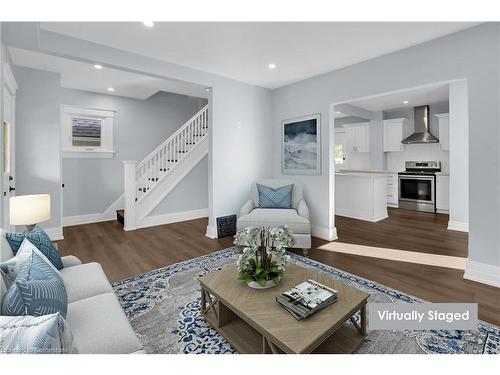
xmin=0 ymin=229 xmax=144 ymax=354
xmin=237 ymin=179 xmax=312 ymax=252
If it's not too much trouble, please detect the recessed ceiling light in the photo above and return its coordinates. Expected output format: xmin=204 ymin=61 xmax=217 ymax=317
xmin=107 ymin=87 xmax=115 ymax=92
xmin=268 ymin=63 xmax=277 ymax=69
xmin=205 ymin=87 xmax=211 ymax=92
xmin=94 ymin=64 xmax=103 ymax=70
xmin=336 ymin=111 xmax=341 ymax=114
xmin=143 ymin=21 xmax=154 ymax=27
xmin=403 ymin=100 xmax=409 ymax=104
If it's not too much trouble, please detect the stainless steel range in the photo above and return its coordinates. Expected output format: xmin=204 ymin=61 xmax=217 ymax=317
xmin=398 ymin=161 xmax=441 ymax=213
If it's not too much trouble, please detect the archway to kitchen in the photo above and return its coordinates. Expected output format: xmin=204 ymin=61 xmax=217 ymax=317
xmin=325 ymin=80 xmax=469 ymax=270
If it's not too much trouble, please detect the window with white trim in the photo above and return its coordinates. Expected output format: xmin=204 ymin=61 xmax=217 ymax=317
xmin=61 ymin=106 xmax=115 ymax=158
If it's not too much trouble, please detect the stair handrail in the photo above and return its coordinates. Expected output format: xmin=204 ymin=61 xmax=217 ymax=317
xmin=137 ymin=104 xmax=208 ymax=170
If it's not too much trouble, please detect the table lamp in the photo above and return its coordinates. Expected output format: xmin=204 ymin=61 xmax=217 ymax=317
xmin=10 ymin=194 xmax=51 ymax=233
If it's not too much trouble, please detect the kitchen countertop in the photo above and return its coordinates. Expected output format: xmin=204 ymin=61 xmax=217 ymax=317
xmin=338 ymin=169 xmax=398 ymax=174
xmin=335 ymin=172 xmax=389 ymax=178
xmin=339 ymin=169 xmax=450 ymax=176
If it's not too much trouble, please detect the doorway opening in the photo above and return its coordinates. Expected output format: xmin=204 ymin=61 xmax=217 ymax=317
xmin=326 ymin=80 xmax=469 ymax=269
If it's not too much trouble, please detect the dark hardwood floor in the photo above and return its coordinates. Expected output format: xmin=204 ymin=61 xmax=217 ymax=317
xmin=56 ymin=209 xmax=500 ymax=326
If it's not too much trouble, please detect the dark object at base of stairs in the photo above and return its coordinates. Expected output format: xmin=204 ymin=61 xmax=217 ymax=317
xmin=116 ymin=210 xmax=125 ymax=226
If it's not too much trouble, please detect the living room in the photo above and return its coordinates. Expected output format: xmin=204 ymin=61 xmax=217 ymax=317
xmin=1 ymin=2 xmax=500 ymax=374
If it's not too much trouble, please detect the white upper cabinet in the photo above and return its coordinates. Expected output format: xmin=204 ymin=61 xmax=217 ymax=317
xmin=344 ymin=123 xmax=370 ymax=153
xmin=383 ymin=118 xmax=406 ymax=152
xmin=434 ymin=113 xmax=449 ymax=151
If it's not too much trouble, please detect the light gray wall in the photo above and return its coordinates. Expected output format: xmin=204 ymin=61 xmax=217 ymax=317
xmin=449 ymin=81 xmax=469 ymax=227
xmin=13 ymin=65 xmax=208 ymax=228
xmin=272 ymin=23 xmax=500 ymax=267
xmin=0 ymin=27 xmax=4 ymax=226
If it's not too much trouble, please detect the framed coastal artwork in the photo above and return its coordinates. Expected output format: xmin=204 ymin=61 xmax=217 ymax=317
xmin=281 ymin=113 xmax=321 ymax=175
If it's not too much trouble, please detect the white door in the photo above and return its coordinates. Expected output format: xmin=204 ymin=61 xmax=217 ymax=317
xmin=2 ymin=64 xmax=18 ymax=231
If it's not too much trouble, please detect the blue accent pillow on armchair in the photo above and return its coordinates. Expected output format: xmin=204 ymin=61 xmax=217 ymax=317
xmin=1 ymin=245 xmax=68 ymax=318
xmin=5 ymin=226 xmax=63 ymax=270
xmin=257 ymin=183 xmax=294 ymax=209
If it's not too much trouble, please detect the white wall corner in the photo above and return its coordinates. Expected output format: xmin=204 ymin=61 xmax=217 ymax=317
xmin=206 ymin=224 xmax=218 ymax=239
xmin=447 ymin=221 xmax=469 ymax=232
xmin=45 ymin=227 xmax=64 ymax=241
xmin=463 ymin=259 xmax=500 ymax=288
xmin=137 ymin=208 xmax=209 ymax=230
xmin=63 ymin=194 xmax=124 ymax=227
xmin=311 ymin=225 xmax=338 ymax=241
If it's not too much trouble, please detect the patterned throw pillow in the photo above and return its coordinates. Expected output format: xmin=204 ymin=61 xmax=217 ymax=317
xmin=0 ymin=313 xmax=77 ymax=354
xmin=1 ymin=238 xmax=61 ymax=283
xmin=5 ymin=225 xmax=63 ymax=270
xmin=1 ymin=245 xmax=68 ymax=318
xmin=257 ymin=183 xmax=294 ymax=209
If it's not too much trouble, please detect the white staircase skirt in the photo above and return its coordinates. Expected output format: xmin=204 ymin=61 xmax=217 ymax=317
xmin=122 ymin=105 xmax=209 ymax=230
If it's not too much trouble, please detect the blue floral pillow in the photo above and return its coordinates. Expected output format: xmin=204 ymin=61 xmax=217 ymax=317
xmin=5 ymin=226 xmax=63 ymax=270
xmin=1 ymin=245 xmax=68 ymax=318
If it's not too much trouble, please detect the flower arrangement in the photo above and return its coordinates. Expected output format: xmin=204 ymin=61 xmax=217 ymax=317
xmin=234 ymin=226 xmax=295 ymax=288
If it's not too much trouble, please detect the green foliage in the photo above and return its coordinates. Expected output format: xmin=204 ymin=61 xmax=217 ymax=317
xmin=238 ymin=259 xmax=283 ymax=286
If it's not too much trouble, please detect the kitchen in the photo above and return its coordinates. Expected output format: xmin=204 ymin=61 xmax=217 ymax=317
xmin=333 ymin=84 xmax=455 ymax=228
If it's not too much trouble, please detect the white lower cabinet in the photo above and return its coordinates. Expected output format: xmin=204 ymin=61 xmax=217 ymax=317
xmin=387 ymin=174 xmax=398 ymax=207
xmin=436 ymin=175 xmax=449 ymax=213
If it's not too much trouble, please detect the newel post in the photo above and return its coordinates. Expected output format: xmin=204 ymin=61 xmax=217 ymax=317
xmin=123 ymin=160 xmax=137 ymax=231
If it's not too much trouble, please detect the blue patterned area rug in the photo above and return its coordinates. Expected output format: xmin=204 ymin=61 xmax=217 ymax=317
xmin=112 ymin=247 xmax=499 ymax=354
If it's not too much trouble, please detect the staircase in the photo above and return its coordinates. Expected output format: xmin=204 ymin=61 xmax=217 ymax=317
xmin=121 ymin=105 xmax=209 ymax=230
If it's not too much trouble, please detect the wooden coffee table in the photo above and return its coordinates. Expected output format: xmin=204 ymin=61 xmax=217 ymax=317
xmin=198 ymin=263 xmax=369 ymax=354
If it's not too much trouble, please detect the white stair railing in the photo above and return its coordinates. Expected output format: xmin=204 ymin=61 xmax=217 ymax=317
xmin=122 ymin=104 xmax=209 ymax=230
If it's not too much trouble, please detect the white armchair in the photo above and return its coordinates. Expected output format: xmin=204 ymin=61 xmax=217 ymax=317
xmin=237 ymin=179 xmax=312 ymax=253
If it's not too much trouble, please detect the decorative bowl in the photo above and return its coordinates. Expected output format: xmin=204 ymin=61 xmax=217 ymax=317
xmin=247 ymin=279 xmax=280 ymax=289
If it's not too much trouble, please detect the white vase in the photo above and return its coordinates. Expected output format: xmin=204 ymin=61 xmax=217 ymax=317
xmin=247 ymin=279 xmax=279 ymax=289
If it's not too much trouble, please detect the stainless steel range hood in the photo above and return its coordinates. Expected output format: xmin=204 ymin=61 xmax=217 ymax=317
xmin=401 ymin=105 xmax=439 ymax=144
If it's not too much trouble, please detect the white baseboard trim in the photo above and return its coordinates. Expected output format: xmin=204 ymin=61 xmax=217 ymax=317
xmin=205 ymin=224 xmax=218 ymax=239
xmin=448 ymin=220 xmax=469 ymax=232
xmin=63 ymin=213 xmax=115 ymax=227
xmin=138 ymin=208 xmax=209 ymax=229
xmin=45 ymin=227 xmax=64 ymax=241
xmin=63 ymin=195 xmax=124 ymax=227
xmin=464 ymin=259 xmax=500 ymax=288
xmin=335 ymin=208 xmax=388 ymax=223
xmin=311 ymin=226 xmax=338 ymax=241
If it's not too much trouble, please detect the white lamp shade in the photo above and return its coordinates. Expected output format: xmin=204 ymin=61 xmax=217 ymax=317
xmin=9 ymin=194 xmax=51 ymax=226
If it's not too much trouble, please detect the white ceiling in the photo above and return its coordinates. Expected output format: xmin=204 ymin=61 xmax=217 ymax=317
xmin=350 ymin=83 xmax=449 ymax=112
xmin=40 ymin=22 xmax=478 ymax=89
xmin=8 ymin=47 xmax=208 ymax=100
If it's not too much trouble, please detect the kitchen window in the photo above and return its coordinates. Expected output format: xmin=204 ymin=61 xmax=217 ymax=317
xmin=334 ymin=144 xmax=345 ymax=165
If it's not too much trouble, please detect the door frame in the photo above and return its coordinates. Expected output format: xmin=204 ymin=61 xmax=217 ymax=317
xmin=2 ymin=63 xmax=18 ymax=231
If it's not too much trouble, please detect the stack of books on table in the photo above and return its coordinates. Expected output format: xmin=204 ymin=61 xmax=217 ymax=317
xmin=276 ymin=279 xmax=338 ymax=320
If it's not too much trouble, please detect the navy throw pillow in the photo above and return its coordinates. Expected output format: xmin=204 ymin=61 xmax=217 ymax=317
xmin=257 ymin=183 xmax=294 ymax=209
xmin=5 ymin=226 xmax=63 ymax=270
